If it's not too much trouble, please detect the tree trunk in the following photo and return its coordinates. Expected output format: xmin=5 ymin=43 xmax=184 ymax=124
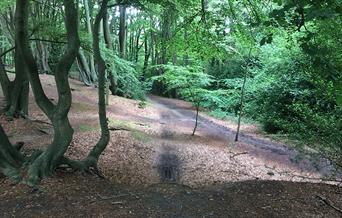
xmin=135 ymin=28 xmax=143 ymax=63
xmin=16 ymin=0 xmax=80 ymax=185
xmin=60 ymin=0 xmax=110 ymax=172
xmin=77 ymin=49 xmax=92 ymax=86
xmin=0 ymin=56 xmax=11 ymax=111
xmin=83 ymin=0 xmax=97 ymax=79
xmin=103 ymin=11 xmax=117 ymax=95
xmin=6 ymin=48 xmax=29 ymax=118
xmin=235 ymin=68 xmax=248 ymax=142
xmin=0 ymin=46 xmax=29 ymax=119
xmin=192 ymin=103 xmax=200 ymax=136
xmin=119 ymin=5 xmax=126 ymax=58
xmin=85 ymin=0 xmax=110 ymax=164
xmin=142 ymin=31 xmax=150 ymax=81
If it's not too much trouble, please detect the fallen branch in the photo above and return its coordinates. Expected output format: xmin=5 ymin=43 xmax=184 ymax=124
xmin=96 ymin=193 xmax=129 ymax=200
xmin=109 ymin=126 xmax=130 ymax=131
xmin=230 ymin=152 xmax=248 ymax=158
xmin=315 ymin=195 xmax=342 ymax=215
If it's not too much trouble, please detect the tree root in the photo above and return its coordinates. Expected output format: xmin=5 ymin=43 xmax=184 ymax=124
xmin=315 ymin=195 xmax=342 ymax=215
xmin=59 ymin=156 xmax=105 ymax=179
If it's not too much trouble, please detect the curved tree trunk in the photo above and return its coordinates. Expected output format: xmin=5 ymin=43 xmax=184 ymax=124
xmin=15 ymin=0 xmax=80 ymax=185
xmin=62 ymin=0 xmax=110 ymax=172
xmin=85 ymin=0 xmax=110 ymax=165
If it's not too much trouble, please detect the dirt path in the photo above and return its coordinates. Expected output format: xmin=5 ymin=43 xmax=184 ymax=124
xmin=146 ymin=95 xmax=342 ymax=185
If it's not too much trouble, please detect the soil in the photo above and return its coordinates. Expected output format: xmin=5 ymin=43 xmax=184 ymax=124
xmin=0 ymin=74 xmax=341 ymax=217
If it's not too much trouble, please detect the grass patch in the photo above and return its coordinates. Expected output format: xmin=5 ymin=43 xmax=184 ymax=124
xmin=72 ymin=102 xmax=92 ymax=112
xmin=108 ymin=119 xmax=135 ymax=129
xmin=79 ymin=124 xmax=98 ymax=132
xmin=131 ymin=130 xmax=151 ymax=143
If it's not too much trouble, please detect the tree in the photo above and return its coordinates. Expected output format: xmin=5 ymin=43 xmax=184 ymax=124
xmin=16 ymin=0 xmax=80 ymax=185
xmin=153 ymin=64 xmax=219 ymax=135
xmin=63 ymin=0 xmax=111 ymax=171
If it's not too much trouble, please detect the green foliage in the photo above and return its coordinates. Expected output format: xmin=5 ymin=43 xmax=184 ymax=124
xmin=102 ymin=47 xmax=149 ymax=100
xmin=152 ymin=64 xmax=224 ymax=108
xmin=0 ymin=0 xmax=15 ymax=12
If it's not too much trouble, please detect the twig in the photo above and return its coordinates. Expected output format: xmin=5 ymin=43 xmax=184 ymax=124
xmin=96 ymin=193 xmax=129 ymax=200
xmin=109 ymin=126 xmax=130 ymax=131
xmin=230 ymin=152 xmax=248 ymax=158
xmin=315 ymin=195 xmax=342 ymax=215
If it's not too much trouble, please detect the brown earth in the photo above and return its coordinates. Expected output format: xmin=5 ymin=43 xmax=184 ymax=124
xmin=0 ymin=74 xmax=341 ymax=217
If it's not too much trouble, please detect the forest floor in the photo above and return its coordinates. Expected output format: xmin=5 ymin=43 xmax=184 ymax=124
xmin=0 ymin=74 xmax=342 ymax=217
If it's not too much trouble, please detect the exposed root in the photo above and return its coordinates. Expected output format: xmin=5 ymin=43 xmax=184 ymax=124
xmin=59 ymin=156 xmax=105 ymax=179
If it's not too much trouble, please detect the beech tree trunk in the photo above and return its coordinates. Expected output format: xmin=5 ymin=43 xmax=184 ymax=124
xmin=83 ymin=0 xmax=97 ymax=79
xmin=77 ymin=49 xmax=92 ymax=86
xmin=86 ymin=0 xmax=110 ymax=163
xmin=103 ymin=12 xmax=117 ymax=95
xmin=0 ymin=48 xmax=29 ymax=119
xmin=16 ymin=0 xmax=80 ymax=185
xmin=61 ymin=0 xmax=110 ymax=172
xmin=119 ymin=5 xmax=126 ymax=58
xmin=0 ymin=56 xmax=11 ymax=110
xmin=6 ymin=48 xmax=29 ymax=118
xmin=142 ymin=30 xmax=151 ymax=81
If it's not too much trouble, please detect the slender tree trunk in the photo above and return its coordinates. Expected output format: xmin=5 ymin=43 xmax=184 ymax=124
xmin=83 ymin=0 xmax=97 ymax=79
xmin=86 ymin=0 xmax=110 ymax=164
xmin=103 ymin=11 xmax=117 ymax=95
xmin=119 ymin=5 xmax=126 ymax=58
xmin=235 ymin=69 xmax=248 ymax=142
xmin=135 ymin=28 xmax=142 ymax=63
xmin=142 ymin=31 xmax=150 ymax=81
xmin=192 ymin=103 xmax=200 ymax=136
